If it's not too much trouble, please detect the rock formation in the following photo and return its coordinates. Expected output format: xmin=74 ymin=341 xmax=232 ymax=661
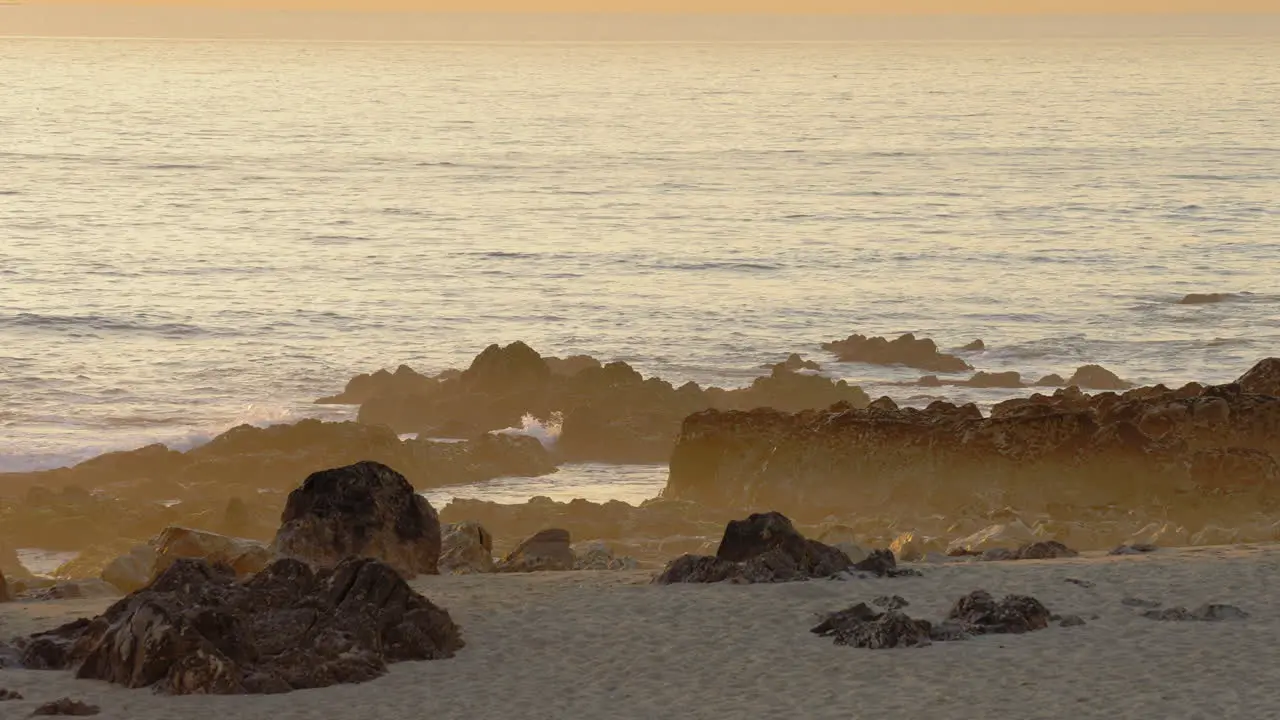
xmin=811 ymin=603 xmax=934 ymax=648
xmin=653 ymin=512 xmax=855 ymax=584
xmin=354 ymin=341 xmax=869 ymax=463
xmin=0 ymin=421 xmax=555 ymax=554
xmin=1178 ymin=292 xmax=1237 ymax=305
xmin=812 ymin=590 xmax=1054 ymax=649
xmin=31 ymin=697 xmax=99 ymax=716
xmin=1140 ymin=604 xmax=1248 ymax=621
xmin=272 ymin=461 xmax=442 ymax=577
xmin=1065 ymin=364 xmax=1132 ymax=390
xmin=495 ymin=529 xmax=575 ymax=572
xmin=439 ymin=521 xmax=496 ymax=574
xmin=943 ymin=590 xmax=1052 ymax=634
xmin=1237 ymin=357 xmax=1280 ymax=397
xmin=17 ymin=556 xmax=462 ymax=695
xmin=820 ymin=332 xmax=972 ymax=372
xmin=664 ymin=360 xmax=1280 ymax=550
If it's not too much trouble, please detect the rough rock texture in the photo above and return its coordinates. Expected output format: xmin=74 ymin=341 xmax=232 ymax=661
xmin=821 ymin=332 xmax=971 ymax=373
xmin=100 ymin=544 xmax=159 ymax=594
xmin=16 ymin=579 xmax=120 ymax=602
xmin=771 ymin=353 xmax=821 ymax=373
xmin=0 ymin=688 xmax=23 ymax=700
xmin=982 ymin=541 xmax=1079 ymax=561
xmin=353 ymin=341 xmax=869 ymax=464
xmin=495 ymin=529 xmax=574 ymax=573
xmin=272 ymin=461 xmax=442 ymax=577
xmin=664 ymin=364 xmax=1280 ymax=550
xmin=19 ymin=557 xmax=462 ymax=695
xmin=811 ymin=603 xmax=934 ymax=649
xmin=0 ymin=420 xmax=556 ymax=554
xmin=572 ymin=540 xmax=639 ymax=571
xmin=654 ymin=512 xmax=853 ymax=584
xmin=1141 ymin=604 xmax=1249 ymax=621
xmin=30 ymin=698 xmax=100 ymax=716
xmin=946 ymin=590 xmax=1052 ymax=634
xmin=1237 ymin=358 xmax=1280 ymax=397
xmin=438 ymin=521 xmax=495 ymax=574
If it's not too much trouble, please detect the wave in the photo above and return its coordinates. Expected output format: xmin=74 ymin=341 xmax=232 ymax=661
xmin=494 ymin=412 xmax=562 ymax=450
xmin=0 ymin=312 xmax=208 ymax=338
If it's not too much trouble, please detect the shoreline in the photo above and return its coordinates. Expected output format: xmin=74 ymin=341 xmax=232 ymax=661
xmin=4 ymin=544 xmax=1279 ymax=718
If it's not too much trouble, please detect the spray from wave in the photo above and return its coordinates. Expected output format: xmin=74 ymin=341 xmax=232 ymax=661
xmin=494 ymin=412 xmax=563 ymax=450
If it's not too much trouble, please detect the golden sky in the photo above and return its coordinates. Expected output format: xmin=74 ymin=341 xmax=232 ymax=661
xmin=22 ymin=0 xmax=1280 ymax=12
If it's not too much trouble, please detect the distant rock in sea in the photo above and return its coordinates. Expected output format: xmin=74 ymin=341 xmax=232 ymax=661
xmin=820 ymin=332 xmax=972 ymax=373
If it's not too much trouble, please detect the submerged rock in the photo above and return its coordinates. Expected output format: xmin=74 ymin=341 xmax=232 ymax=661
xmin=272 ymin=461 xmax=442 ymax=577
xmin=1178 ymin=292 xmax=1237 ymax=305
xmin=1065 ymin=364 xmax=1132 ymax=390
xmin=20 ymin=557 xmax=462 ymax=695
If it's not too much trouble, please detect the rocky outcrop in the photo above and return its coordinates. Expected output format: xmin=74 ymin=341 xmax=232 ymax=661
xmin=943 ymin=590 xmax=1052 ymax=635
xmin=653 ymin=512 xmax=853 ymax=584
xmin=1236 ymin=358 xmax=1280 ymax=397
xmin=439 ymin=496 xmax=731 ymax=564
xmin=0 ymin=421 xmax=557 ymax=554
xmin=821 ymin=332 xmax=971 ymax=373
xmin=1178 ymin=292 xmax=1237 ymax=305
xmin=315 ymin=364 xmax=443 ymax=405
xmin=770 ymin=353 xmax=821 ymax=373
xmin=151 ymin=526 xmax=271 ymax=580
xmin=1141 ymin=604 xmax=1248 ymax=621
xmin=495 ymin=529 xmax=574 ymax=572
xmin=354 ymin=342 xmax=869 ymax=464
xmin=18 ymin=556 xmax=462 ymax=695
xmin=439 ymin=521 xmax=495 ymax=574
xmin=0 ymin=568 xmax=9 ymax=603
xmin=272 ymin=461 xmax=442 ymax=577
xmin=665 ymin=367 xmax=1280 ymax=543
xmin=572 ymin=540 xmax=639 ymax=570
xmin=813 ymin=590 xmax=1054 ymax=649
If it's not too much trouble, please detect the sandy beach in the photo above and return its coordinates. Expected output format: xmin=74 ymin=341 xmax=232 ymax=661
xmin=3 ymin=544 xmax=1277 ymax=720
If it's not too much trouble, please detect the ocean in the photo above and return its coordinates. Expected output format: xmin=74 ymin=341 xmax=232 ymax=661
xmin=2 ymin=29 xmax=1278 ymax=478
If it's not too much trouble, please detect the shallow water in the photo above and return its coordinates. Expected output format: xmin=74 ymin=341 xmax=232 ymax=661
xmin=1 ymin=35 xmax=1278 ymax=473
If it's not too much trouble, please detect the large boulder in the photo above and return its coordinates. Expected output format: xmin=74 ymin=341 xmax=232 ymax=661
xmin=944 ymin=590 xmax=1051 ymax=634
xmin=20 ymin=556 xmax=462 ymax=694
xmin=101 ymin=544 xmax=158 ymax=594
xmin=272 ymin=461 xmax=442 ymax=577
xmin=654 ymin=512 xmax=853 ymax=584
xmin=1065 ymin=364 xmax=1132 ymax=390
xmin=495 ymin=529 xmax=575 ymax=573
xmin=1236 ymin=358 xmax=1280 ymax=397
xmin=439 ymin=521 xmax=495 ymax=574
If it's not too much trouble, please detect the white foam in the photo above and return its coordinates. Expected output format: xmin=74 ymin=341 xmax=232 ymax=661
xmin=494 ymin=412 xmax=563 ymax=450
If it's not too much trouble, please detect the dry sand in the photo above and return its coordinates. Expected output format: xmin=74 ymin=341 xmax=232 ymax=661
xmin=3 ymin=545 xmax=1279 ymax=720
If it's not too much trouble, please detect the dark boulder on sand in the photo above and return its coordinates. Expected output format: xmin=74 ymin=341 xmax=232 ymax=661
xmin=18 ymin=556 xmax=462 ymax=695
xmin=654 ymin=512 xmax=855 ymax=584
xmin=944 ymin=590 xmax=1052 ymax=635
xmin=272 ymin=461 xmax=442 ymax=577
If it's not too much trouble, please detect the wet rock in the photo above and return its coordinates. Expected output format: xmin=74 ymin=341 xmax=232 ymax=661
xmin=0 ymin=688 xmax=22 ymax=700
xmin=0 ymin=568 xmax=9 ymax=603
xmin=1059 ymin=615 xmax=1087 ymax=627
xmin=315 ymin=364 xmax=439 ymax=405
xmin=1034 ymin=373 xmax=1067 ymax=387
xmin=30 ymin=698 xmax=99 ymax=716
xmin=1013 ymin=540 xmax=1078 ymax=560
xmin=1064 ymin=577 xmax=1096 ymax=589
xmin=1066 ymin=364 xmax=1132 ymax=390
xmin=1142 ymin=604 xmax=1249 ymax=621
xmin=946 ymin=590 xmax=1052 ymax=634
xmin=961 ymin=339 xmax=986 ymax=352
xmin=820 ymin=332 xmax=972 ymax=373
xmin=496 ymin=529 xmax=574 ymax=573
xmin=819 ymin=609 xmax=933 ymax=649
xmin=1122 ymin=597 xmax=1162 ymax=608
xmin=1236 ymin=357 xmax=1280 ymax=397
xmin=22 ymin=557 xmax=462 ymax=695
xmin=19 ymin=619 xmax=92 ymax=670
xmin=18 ymin=579 xmax=119 ymax=602
xmin=272 ymin=461 xmax=442 ymax=577
xmin=438 ymin=521 xmax=495 ymax=574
